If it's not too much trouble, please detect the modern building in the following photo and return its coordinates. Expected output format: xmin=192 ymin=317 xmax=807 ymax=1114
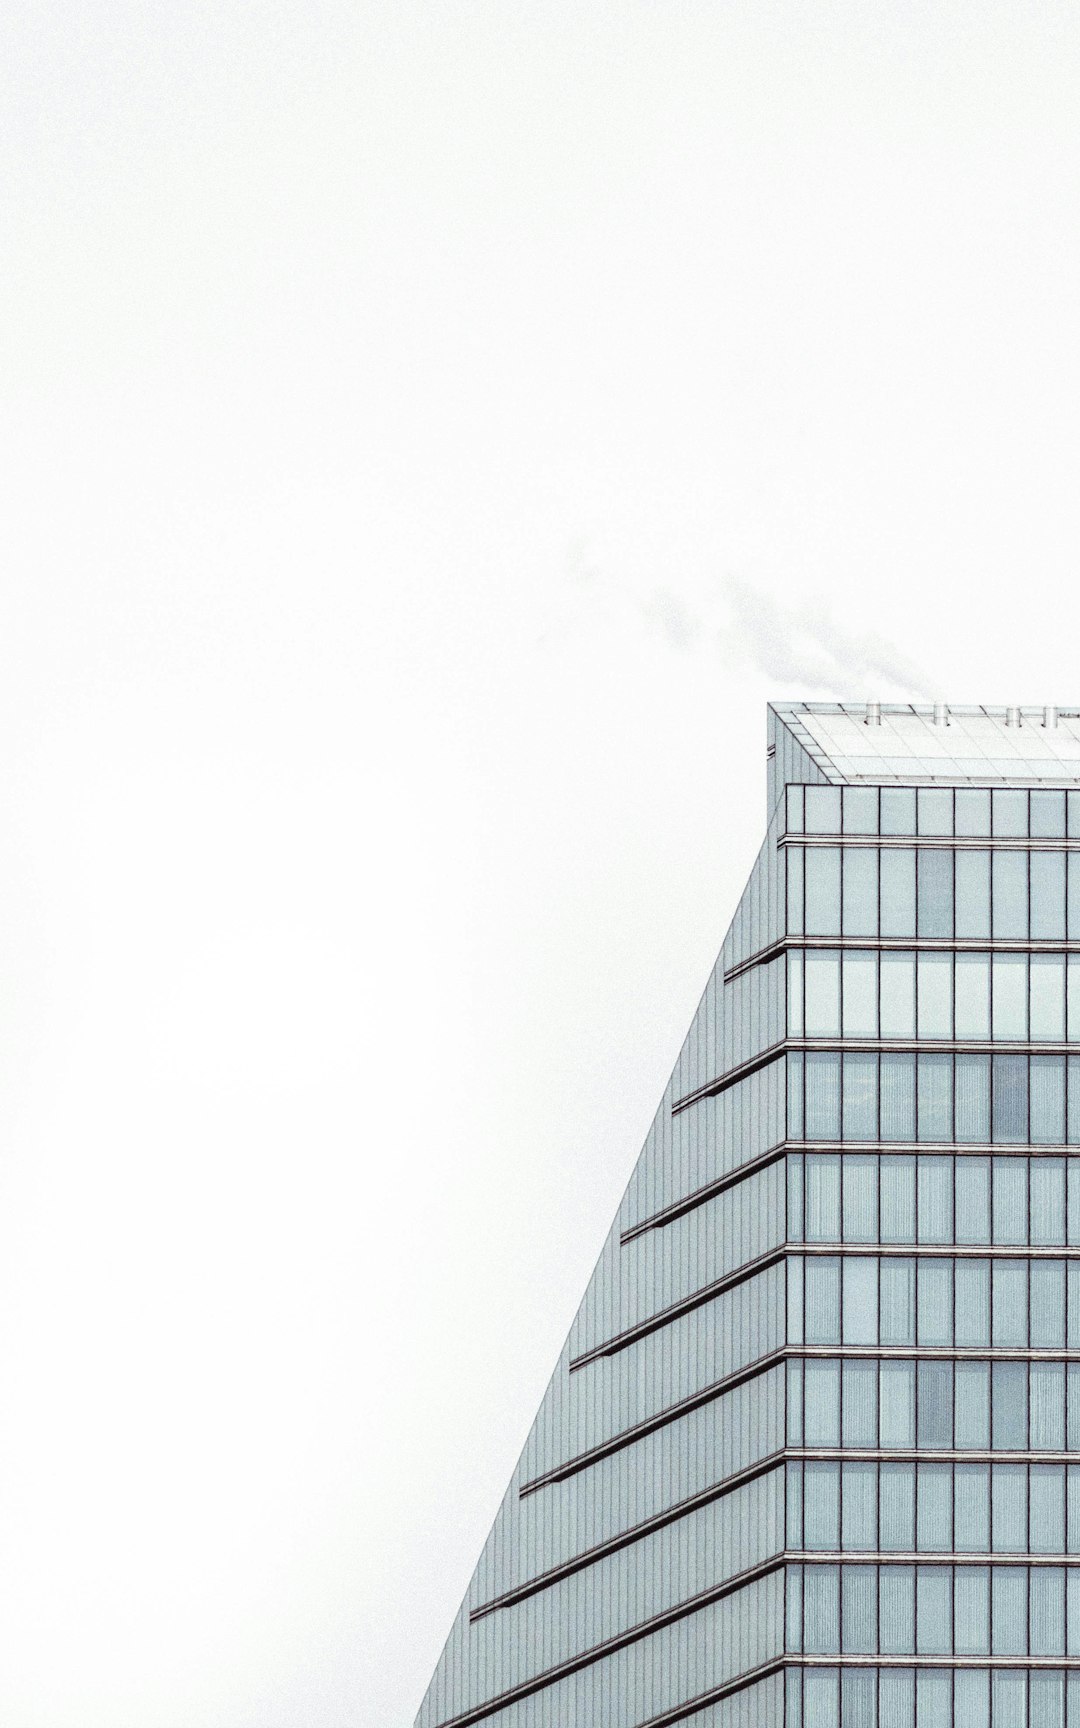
xmin=415 ymin=701 xmax=1080 ymax=1728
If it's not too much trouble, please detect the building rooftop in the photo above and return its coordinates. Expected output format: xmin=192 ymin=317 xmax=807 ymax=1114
xmin=774 ymin=701 xmax=1080 ymax=785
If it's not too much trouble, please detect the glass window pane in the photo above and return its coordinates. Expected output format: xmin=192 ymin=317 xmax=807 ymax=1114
xmin=881 ymin=1258 xmax=916 ymax=1345
xmin=1069 ymin=960 xmax=1080 ymax=1044
xmin=843 ymin=786 xmax=878 ymax=835
xmin=954 ymin=1566 xmax=990 ymax=1654
xmin=881 ymin=788 xmax=917 ymax=836
xmin=804 ymin=1563 xmax=840 ymax=1653
xmin=992 ymin=1054 xmax=1029 ymax=1143
xmin=842 ymin=847 xmax=878 ymax=934
xmin=1031 ymin=1057 xmax=1067 ymax=1145
xmin=806 ymin=1258 xmax=842 ymax=1344
xmin=842 ymin=1257 xmax=878 ymax=1346
xmin=880 ymin=1360 xmax=915 ymax=1447
xmin=805 ymin=1461 xmax=840 ymax=1548
xmin=841 ymin=1563 xmax=877 ymax=1652
xmin=955 ymin=953 xmax=991 ymax=1039
xmin=991 ymin=1462 xmax=1027 ymax=1551
xmin=955 ymin=1159 xmax=991 ymax=1243
xmin=955 ymin=849 xmax=991 ymax=937
xmin=1031 ymin=1566 xmax=1066 ymax=1657
xmin=917 ymin=1460 xmax=952 ymax=1550
xmin=881 ymin=952 xmax=916 ymax=1037
xmin=1068 ymin=852 xmax=1080 ymax=940
xmin=1030 ymin=1669 xmax=1065 ymax=1728
xmin=1031 ymin=1259 xmax=1066 ymax=1348
xmin=991 ymin=1566 xmax=1027 ymax=1653
xmin=992 ymin=1361 xmax=1028 ymax=1449
xmin=806 ymin=950 xmax=841 ymax=1036
xmin=805 ymin=1360 xmax=841 ymax=1446
xmin=788 ymin=785 xmax=805 ymax=835
xmin=918 ymin=849 xmax=954 ymax=938
xmin=955 ymin=1368 xmax=990 ymax=1453
xmin=955 ymin=1462 xmax=990 ymax=1550
xmin=917 ymin=1054 xmax=953 ymax=1141
xmin=1031 ymin=1361 xmax=1066 ymax=1452
xmin=806 ymin=786 xmax=842 ymax=835
xmin=841 ymin=1466 xmax=876 ymax=1547
xmin=916 ymin=1565 xmax=951 ymax=1653
xmin=1030 ymin=1465 xmax=1066 ymax=1554
xmin=917 ymin=1257 xmax=953 ymax=1345
xmin=954 ymin=1260 xmax=991 ymax=1347
xmin=992 ymin=1259 xmax=1028 ymax=1345
xmin=806 ymin=848 xmax=842 ymax=934
xmin=1031 ymin=955 xmax=1066 ymax=1042
xmin=842 ymin=1152 xmax=877 ymax=1241
xmin=1031 ymin=850 xmax=1067 ymax=937
xmin=840 ymin=1668 xmax=876 ymax=1728
xmin=804 ymin=1668 xmax=839 ymax=1727
xmin=881 ymin=1156 xmax=916 ymax=1242
xmin=917 ymin=1363 xmax=954 ymax=1449
xmin=879 ymin=1668 xmax=915 ymax=1727
xmin=881 ymin=848 xmax=917 ymax=937
xmin=842 ymin=1055 xmax=879 ymax=1144
xmin=842 ymin=951 xmax=878 ymax=1037
xmin=993 ymin=1157 xmax=1028 ymax=1244
xmin=917 ymin=1155 xmax=953 ymax=1242
xmin=956 ymin=788 xmax=991 ymax=836
xmin=992 ymin=788 xmax=1028 ymax=838
xmin=879 ymin=1564 xmax=915 ymax=1654
xmin=1029 ymin=1154 xmax=1064 ymax=1237
xmin=1032 ymin=789 xmax=1067 ymax=838
xmin=842 ymin=1359 xmax=878 ymax=1446
xmin=788 ymin=1052 xmax=805 ymax=1141
xmin=882 ymin=1054 xmax=917 ymax=1142
xmin=881 ymin=1461 xmax=916 ymax=1549
xmin=806 ymin=1154 xmax=842 ymax=1240
xmin=807 ymin=1054 xmax=842 ymax=1140
xmin=992 ymin=849 xmax=1028 ymax=938
xmin=992 ymin=954 xmax=1028 ymax=1040
xmin=917 ymin=953 xmax=953 ymax=1039
xmin=955 ymin=1055 xmax=991 ymax=1144
xmin=918 ymin=787 xmax=954 ymax=837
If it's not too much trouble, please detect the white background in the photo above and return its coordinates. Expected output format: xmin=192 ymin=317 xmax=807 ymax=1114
xmin=2 ymin=4 xmax=1080 ymax=1723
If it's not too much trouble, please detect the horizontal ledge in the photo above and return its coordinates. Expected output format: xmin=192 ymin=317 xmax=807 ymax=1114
xmin=519 ymin=1352 xmax=787 ymax=1496
xmin=629 ymin=1660 xmax=786 ymax=1728
xmin=672 ymin=1044 xmax=785 ymax=1114
xmin=791 ymin=1448 xmax=1080 ymax=1464
xmin=620 ymin=1145 xmax=786 ymax=1241
xmin=780 ymin=834 xmax=1080 ymax=851
xmin=795 ymin=1654 xmax=1080 ymax=1669
xmin=790 ymin=1549 xmax=1080 ymax=1566
xmin=569 ymin=1248 xmax=784 ymax=1371
xmin=470 ymin=1454 xmax=784 ymax=1622
xmin=726 ymin=934 xmax=1080 ymax=983
xmin=433 ymin=1558 xmax=784 ymax=1728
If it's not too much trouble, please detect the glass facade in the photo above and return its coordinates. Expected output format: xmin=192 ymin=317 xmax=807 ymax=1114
xmin=416 ymin=704 xmax=1080 ymax=1728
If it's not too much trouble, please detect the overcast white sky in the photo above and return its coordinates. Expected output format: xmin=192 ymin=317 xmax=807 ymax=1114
xmin=3 ymin=3 xmax=1080 ymax=1724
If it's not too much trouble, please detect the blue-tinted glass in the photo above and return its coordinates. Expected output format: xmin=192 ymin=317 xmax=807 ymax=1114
xmin=842 ymin=1057 xmax=878 ymax=1145
xmin=787 ymin=846 xmax=805 ymax=933
xmin=917 ymin=953 xmax=952 ymax=1039
xmin=1069 ymin=852 xmax=1080 ymax=939
xmin=1030 ymin=1668 xmax=1065 ymax=1728
xmin=881 ymin=788 xmax=917 ymax=836
xmin=992 ymin=1361 xmax=1028 ymax=1449
xmin=992 ymin=850 xmax=1028 ymax=937
xmin=918 ymin=849 xmax=954 ymax=937
xmin=881 ymin=952 xmax=916 ymax=1037
xmin=1032 ymin=789 xmax=1067 ymax=837
xmin=917 ymin=1258 xmax=953 ymax=1345
xmin=879 ymin=1565 xmax=915 ymax=1653
xmin=955 ymin=953 xmax=991 ymax=1038
xmin=917 ymin=1055 xmax=953 ymax=1140
xmin=955 ymin=1161 xmax=991 ymax=1243
xmin=918 ymin=787 xmax=953 ymax=836
xmin=842 ymin=951 xmax=877 ymax=1037
xmin=803 ymin=1667 xmax=839 ymax=1726
xmin=880 ymin=1360 xmax=915 ymax=1446
xmin=917 ymin=1155 xmax=952 ymax=1242
xmin=955 ymin=788 xmax=991 ymax=836
xmin=954 ymin=1461 xmax=990 ymax=1546
xmin=882 ymin=1054 xmax=916 ymax=1142
xmin=788 ymin=1052 xmax=805 ymax=1140
xmin=805 ymin=786 xmax=842 ymax=834
xmin=1031 ymin=1157 xmax=1066 ymax=1243
xmin=916 ymin=1565 xmax=951 ymax=1653
xmin=1030 ymin=1465 xmax=1066 ymax=1554
xmin=805 ymin=1360 xmax=841 ymax=1446
xmin=880 ymin=1155 xmax=916 ymax=1241
xmin=955 ymin=1055 xmax=991 ymax=1144
xmin=1030 ymin=1362 xmax=1065 ymax=1451
xmin=787 ymin=785 xmax=805 ymax=834
xmin=804 ymin=1564 xmax=840 ymax=1653
xmin=992 ymin=953 xmax=1028 ymax=1039
xmin=992 ymin=1054 xmax=1028 ymax=1142
xmin=806 ymin=951 xmax=841 ymax=1036
xmin=992 ymin=1157 xmax=1028 ymax=1245
xmin=806 ymin=1258 xmax=841 ymax=1344
xmin=1069 ymin=789 xmax=1080 ymax=839
xmin=879 ymin=1667 xmax=915 ymax=1725
xmin=805 ymin=1461 xmax=840 ymax=1549
xmin=805 ymin=848 xmax=841 ymax=934
xmin=841 ymin=1563 xmax=877 ymax=1651
xmin=881 ymin=1258 xmax=916 ymax=1345
xmin=954 ymin=1668 xmax=989 ymax=1726
xmin=954 ymin=1568 xmax=990 ymax=1654
xmin=806 ymin=1054 xmax=841 ymax=1140
xmin=990 ymin=1566 xmax=1026 ymax=1653
xmin=991 ymin=1462 xmax=1026 ymax=1551
xmin=881 ymin=1462 xmax=916 ymax=1549
xmin=954 ymin=1260 xmax=990 ymax=1346
xmin=917 ymin=1363 xmax=954 ymax=1449
xmin=840 ymin=1668 xmax=876 ymax=1728
xmin=880 ymin=849 xmax=916 ymax=937
xmin=842 ymin=1257 xmax=878 ymax=1345
xmin=843 ymin=786 xmax=878 ymax=835
xmin=842 ymin=1359 xmax=878 ymax=1445
xmin=1031 ymin=1567 xmax=1066 ymax=1657
xmin=992 ymin=788 xmax=1028 ymax=837
xmin=1031 ymin=955 xmax=1065 ymax=1041
xmin=788 ymin=1154 xmax=805 ymax=1241
xmin=1031 ymin=1057 xmax=1066 ymax=1144
xmin=842 ymin=848 xmax=878 ymax=935
xmin=1069 ymin=960 xmax=1080 ymax=1042
xmin=992 ymin=1259 xmax=1028 ymax=1345
xmin=955 ymin=1370 xmax=990 ymax=1452
xmin=789 ymin=949 xmax=805 ymax=1035
xmin=1031 ymin=1259 xmax=1067 ymax=1348
xmin=955 ymin=849 xmax=991 ymax=937
xmin=914 ymin=1666 xmax=950 ymax=1724
xmin=1031 ymin=850 xmax=1066 ymax=937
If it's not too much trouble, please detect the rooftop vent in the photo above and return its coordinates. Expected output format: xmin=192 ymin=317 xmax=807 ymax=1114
xmin=864 ymin=701 xmax=881 ymax=726
xmin=1006 ymin=706 xmax=1021 ymax=728
xmin=933 ymin=702 xmax=949 ymax=727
